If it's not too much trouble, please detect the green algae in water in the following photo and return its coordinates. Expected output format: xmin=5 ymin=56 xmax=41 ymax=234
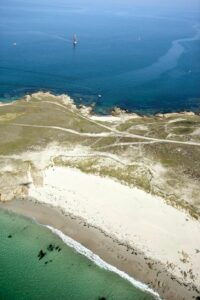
xmin=0 ymin=210 xmax=157 ymax=300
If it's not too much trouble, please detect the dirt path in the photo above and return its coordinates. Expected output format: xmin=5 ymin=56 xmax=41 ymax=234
xmin=11 ymin=122 xmax=200 ymax=147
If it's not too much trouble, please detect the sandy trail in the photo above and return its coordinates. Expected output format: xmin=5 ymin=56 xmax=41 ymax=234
xmin=12 ymin=123 xmax=112 ymax=137
xmin=11 ymin=122 xmax=200 ymax=147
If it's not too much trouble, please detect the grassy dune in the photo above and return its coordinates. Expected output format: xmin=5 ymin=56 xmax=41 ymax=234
xmin=0 ymin=92 xmax=200 ymax=218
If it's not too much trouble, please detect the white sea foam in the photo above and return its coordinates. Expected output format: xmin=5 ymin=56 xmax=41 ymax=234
xmin=46 ymin=225 xmax=161 ymax=300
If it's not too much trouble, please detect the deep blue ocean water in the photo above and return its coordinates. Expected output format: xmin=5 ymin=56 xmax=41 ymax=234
xmin=0 ymin=0 xmax=200 ymax=114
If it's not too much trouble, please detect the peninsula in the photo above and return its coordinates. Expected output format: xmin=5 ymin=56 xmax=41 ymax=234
xmin=0 ymin=92 xmax=200 ymax=300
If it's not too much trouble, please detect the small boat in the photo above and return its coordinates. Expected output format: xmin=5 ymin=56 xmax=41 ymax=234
xmin=73 ymin=33 xmax=78 ymax=46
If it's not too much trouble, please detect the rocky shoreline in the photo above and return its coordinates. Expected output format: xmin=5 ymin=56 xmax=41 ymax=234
xmin=0 ymin=91 xmax=199 ymax=119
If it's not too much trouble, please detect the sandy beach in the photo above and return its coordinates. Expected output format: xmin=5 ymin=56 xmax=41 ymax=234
xmin=1 ymin=166 xmax=200 ymax=300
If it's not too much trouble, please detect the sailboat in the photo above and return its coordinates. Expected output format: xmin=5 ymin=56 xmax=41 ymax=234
xmin=73 ymin=33 xmax=78 ymax=46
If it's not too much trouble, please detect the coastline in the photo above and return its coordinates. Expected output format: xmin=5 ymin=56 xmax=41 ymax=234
xmin=46 ymin=225 xmax=160 ymax=298
xmin=0 ymin=201 xmax=162 ymax=298
xmin=0 ymin=197 xmax=199 ymax=300
xmin=1 ymin=165 xmax=200 ymax=300
xmin=1 ymin=0 xmax=200 ymax=297
xmin=0 ymin=91 xmax=199 ymax=117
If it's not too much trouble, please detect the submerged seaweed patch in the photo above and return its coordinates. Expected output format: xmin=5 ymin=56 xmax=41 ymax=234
xmin=47 ymin=243 xmax=55 ymax=251
xmin=38 ymin=250 xmax=46 ymax=260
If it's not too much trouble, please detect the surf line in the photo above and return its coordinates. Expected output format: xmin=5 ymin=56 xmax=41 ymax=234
xmin=46 ymin=224 xmax=162 ymax=299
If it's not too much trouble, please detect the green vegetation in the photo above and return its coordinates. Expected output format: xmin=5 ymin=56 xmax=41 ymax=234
xmin=172 ymin=127 xmax=195 ymax=135
xmin=0 ymin=92 xmax=200 ymax=218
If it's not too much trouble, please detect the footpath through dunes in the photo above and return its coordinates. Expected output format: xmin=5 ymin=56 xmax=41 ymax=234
xmin=0 ymin=92 xmax=200 ymax=299
xmin=0 ymin=92 xmax=200 ymax=217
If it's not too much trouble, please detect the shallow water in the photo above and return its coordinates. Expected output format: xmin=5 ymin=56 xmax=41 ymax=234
xmin=0 ymin=0 xmax=200 ymax=113
xmin=0 ymin=209 xmax=157 ymax=300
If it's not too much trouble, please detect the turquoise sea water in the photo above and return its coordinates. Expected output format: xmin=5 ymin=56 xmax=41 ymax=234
xmin=0 ymin=210 xmax=157 ymax=300
xmin=0 ymin=0 xmax=200 ymax=113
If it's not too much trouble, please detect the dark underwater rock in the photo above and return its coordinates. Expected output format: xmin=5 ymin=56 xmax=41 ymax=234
xmin=55 ymin=246 xmax=61 ymax=252
xmin=47 ymin=244 xmax=54 ymax=251
xmin=38 ymin=250 xmax=46 ymax=260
